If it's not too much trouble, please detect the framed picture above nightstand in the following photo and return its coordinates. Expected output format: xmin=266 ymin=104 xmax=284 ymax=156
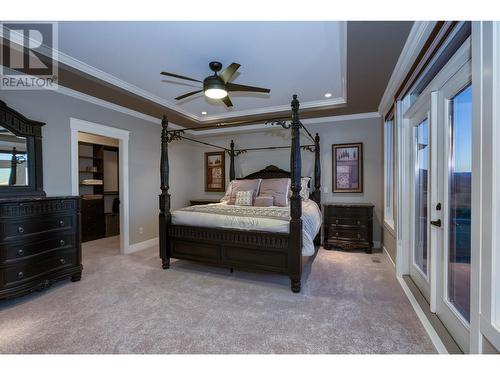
xmin=332 ymin=143 xmax=363 ymax=193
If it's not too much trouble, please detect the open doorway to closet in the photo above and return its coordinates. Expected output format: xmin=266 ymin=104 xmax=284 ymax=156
xmin=78 ymin=132 xmax=120 ymax=243
xmin=70 ymin=118 xmax=130 ymax=255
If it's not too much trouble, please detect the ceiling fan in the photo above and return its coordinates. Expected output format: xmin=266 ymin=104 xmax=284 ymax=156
xmin=160 ymin=61 xmax=271 ymax=108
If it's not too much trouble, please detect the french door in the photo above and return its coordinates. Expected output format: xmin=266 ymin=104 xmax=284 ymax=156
xmin=409 ymin=102 xmax=432 ymax=302
xmin=406 ymin=54 xmax=472 ymax=352
xmin=434 ymin=62 xmax=472 ymax=352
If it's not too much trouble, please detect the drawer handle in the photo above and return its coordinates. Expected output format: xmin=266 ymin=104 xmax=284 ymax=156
xmin=59 ymin=220 xmax=65 ymax=227
xmin=357 ymin=233 xmax=361 ymax=239
xmin=17 ymin=271 xmax=24 ymax=279
xmin=335 ymin=232 xmax=339 ymax=237
xmin=357 ymin=220 xmax=361 ymax=225
xmin=60 ymin=239 xmax=66 ymax=246
xmin=17 ymin=226 xmax=24 ymax=234
xmin=17 ymin=249 xmax=24 ymax=256
xmin=60 ymin=258 xmax=66 ymax=265
xmin=335 ymin=219 xmax=339 ymax=224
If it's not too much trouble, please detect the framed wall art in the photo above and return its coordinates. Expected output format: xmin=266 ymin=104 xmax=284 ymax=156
xmin=205 ymin=151 xmax=225 ymax=192
xmin=332 ymin=143 xmax=363 ymax=193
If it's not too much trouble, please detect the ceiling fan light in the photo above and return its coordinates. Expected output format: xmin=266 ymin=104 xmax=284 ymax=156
xmin=204 ymin=88 xmax=228 ymax=99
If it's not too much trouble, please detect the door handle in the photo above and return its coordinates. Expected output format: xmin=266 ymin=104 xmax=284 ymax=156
xmin=430 ymin=219 xmax=442 ymax=227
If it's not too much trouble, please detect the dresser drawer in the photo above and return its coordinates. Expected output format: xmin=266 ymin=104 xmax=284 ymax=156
xmin=0 ymin=214 xmax=75 ymax=241
xmin=0 ymin=249 xmax=78 ymax=288
xmin=327 ymin=227 xmax=368 ymax=241
xmin=0 ymin=233 xmax=75 ymax=263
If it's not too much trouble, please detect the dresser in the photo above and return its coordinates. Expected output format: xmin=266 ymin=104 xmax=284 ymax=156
xmin=323 ymin=203 xmax=374 ymax=253
xmin=0 ymin=196 xmax=82 ymax=299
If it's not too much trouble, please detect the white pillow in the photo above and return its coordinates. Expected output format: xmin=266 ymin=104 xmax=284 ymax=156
xmin=235 ymin=190 xmax=254 ymax=206
xmin=300 ymin=177 xmax=311 ymax=201
xmin=220 ymin=180 xmax=233 ymax=203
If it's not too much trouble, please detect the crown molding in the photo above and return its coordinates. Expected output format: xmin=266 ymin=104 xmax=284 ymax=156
xmin=201 ymin=96 xmax=346 ymax=122
xmin=2 ymin=23 xmax=348 ymax=124
xmin=378 ymin=21 xmax=437 ymax=117
xmin=56 ymin=84 xmax=186 ymax=130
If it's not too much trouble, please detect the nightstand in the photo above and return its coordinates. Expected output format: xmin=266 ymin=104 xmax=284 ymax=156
xmin=190 ymin=199 xmax=220 ymax=206
xmin=323 ymin=203 xmax=374 ymax=253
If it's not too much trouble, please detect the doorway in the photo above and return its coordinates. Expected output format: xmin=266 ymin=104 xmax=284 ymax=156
xmin=78 ymin=133 xmax=120 ymax=243
xmin=70 ymin=118 xmax=130 ymax=254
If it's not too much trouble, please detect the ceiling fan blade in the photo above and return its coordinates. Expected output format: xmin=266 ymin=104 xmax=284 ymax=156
xmin=161 ymin=71 xmax=202 ymax=83
xmin=221 ymin=95 xmax=233 ymax=108
xmin=219 ymin=63 xmax=241 ymax=84
xmin=175 ymin=90 xmax=203 ymax=100
xmin=226 ymin=82 xmax=270 ymax=93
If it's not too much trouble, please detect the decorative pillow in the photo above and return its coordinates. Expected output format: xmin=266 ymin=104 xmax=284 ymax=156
xmin=258 ymin=178 xmax=291 ymax=207
xmin=235 ymin=190 xmax=254 ymax=206
xmin=288 ymin=177 xmax=311 ymax=201
xmin=254 ymin=195 xmax=274 ymax=207
xmin=228 ymin=179 xmax=262 ymax=205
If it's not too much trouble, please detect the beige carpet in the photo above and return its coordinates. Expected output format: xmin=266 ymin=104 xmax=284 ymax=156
xmin=0 ymin=236 xmax=435 ymax=354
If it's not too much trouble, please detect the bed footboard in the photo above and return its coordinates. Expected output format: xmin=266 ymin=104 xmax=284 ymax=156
xmin=164 ymin=225 xmax=303 ymax=291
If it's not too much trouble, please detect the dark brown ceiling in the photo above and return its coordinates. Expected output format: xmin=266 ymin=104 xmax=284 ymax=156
xmin=3 ymin=21 xmax=413 ymax=130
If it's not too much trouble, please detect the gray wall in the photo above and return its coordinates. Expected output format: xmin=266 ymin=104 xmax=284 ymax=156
xmin=0 ymin=90 xmax=383 ymax=245
xmin=192 ymin=116 xmax=384 ymax=244
xmin=0 ymin=90 xmax=193 ymax=245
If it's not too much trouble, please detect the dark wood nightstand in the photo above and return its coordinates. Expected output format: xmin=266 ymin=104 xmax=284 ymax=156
xmin=323 ymin=203 xmax=374 ymax=253
xmin=190 ymin=199 xmax=220 ymax=206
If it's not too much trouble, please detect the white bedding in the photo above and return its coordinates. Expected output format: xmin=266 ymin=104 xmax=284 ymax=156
xmin=171 ymin=200 xmax=322 ymax=256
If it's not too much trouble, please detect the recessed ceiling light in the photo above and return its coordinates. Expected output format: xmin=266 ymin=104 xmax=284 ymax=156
xmin=324 ymin=93 xmax=332 ymax=98
xmin=201 ymin=111 xmax=207 ymax=115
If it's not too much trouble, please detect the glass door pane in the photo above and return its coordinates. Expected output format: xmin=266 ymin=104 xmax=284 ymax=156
xmin=415 ymin=118 xmax=429 ymax=276
xmin=448 ymin=85 xmax=472 ymax=322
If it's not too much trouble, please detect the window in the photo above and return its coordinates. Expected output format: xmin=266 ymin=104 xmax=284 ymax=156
xmin=384 ymin=117 xmax=395 ymax=229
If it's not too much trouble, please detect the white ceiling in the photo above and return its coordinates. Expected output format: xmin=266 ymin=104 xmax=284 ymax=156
xmin=58 ymin=21 xmax=346 ymax=121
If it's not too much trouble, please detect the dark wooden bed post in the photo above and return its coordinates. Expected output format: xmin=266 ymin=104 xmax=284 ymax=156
xmin=313 ymin=133 xmax=321 ymax=205
xmin=159 ymin=115 xmax=171 ymax=270
xmin=229 ymin=140 xmax=235 ymax=181
xmin=289 ymin=95 xmax=303 ymax=293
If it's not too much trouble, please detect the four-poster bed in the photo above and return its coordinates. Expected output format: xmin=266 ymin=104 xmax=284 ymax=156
xmin=159 ymin=95 xmax=321 ymax=292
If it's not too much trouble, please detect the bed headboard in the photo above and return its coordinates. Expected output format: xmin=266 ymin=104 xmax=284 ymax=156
xmin=240 ymin=165 xmax=314 ymax=192
xmin=240 ymin=165 xmax=291 ymax=180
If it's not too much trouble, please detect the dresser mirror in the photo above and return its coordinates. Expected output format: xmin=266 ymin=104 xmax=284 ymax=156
xmin=0 ymin=125 xmax=29 ymax=186
xmin=0 ymin=100 xmax=45 ymax=197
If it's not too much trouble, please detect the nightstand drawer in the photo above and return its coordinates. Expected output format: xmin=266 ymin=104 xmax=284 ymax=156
xmin=328 ymin=227 xmax=368 ymax=241
xmin=326 ymin=206 xmax=369 ymax=218
xmin=327 ymin=217 xmax=367 ymax=227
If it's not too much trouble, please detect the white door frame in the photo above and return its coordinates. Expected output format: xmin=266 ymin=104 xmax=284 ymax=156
xmin=70 ymin=118 xmax=130 ymax=255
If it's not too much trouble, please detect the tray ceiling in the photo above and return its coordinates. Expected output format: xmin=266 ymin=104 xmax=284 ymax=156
xmin=57 ymin=21 xmax=346 ymax=121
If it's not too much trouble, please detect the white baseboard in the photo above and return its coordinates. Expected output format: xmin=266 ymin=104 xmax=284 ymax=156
xmin=397 ymin=276 xmax=448 ymax=354
xmin=382 ymin=245 xmax=396 ymax=268
xmin=125 ymin=237 xmax=159 ymax=254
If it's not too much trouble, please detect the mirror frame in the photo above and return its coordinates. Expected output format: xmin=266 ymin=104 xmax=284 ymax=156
xmin=0 ymin=100 xmax=45 ymax=197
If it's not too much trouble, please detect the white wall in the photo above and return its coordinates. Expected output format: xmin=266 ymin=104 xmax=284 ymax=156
xmin=191 ymin=116 xmax=384 ymax=244
xmin=0 ymin=90 xmax=194 ymax=245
